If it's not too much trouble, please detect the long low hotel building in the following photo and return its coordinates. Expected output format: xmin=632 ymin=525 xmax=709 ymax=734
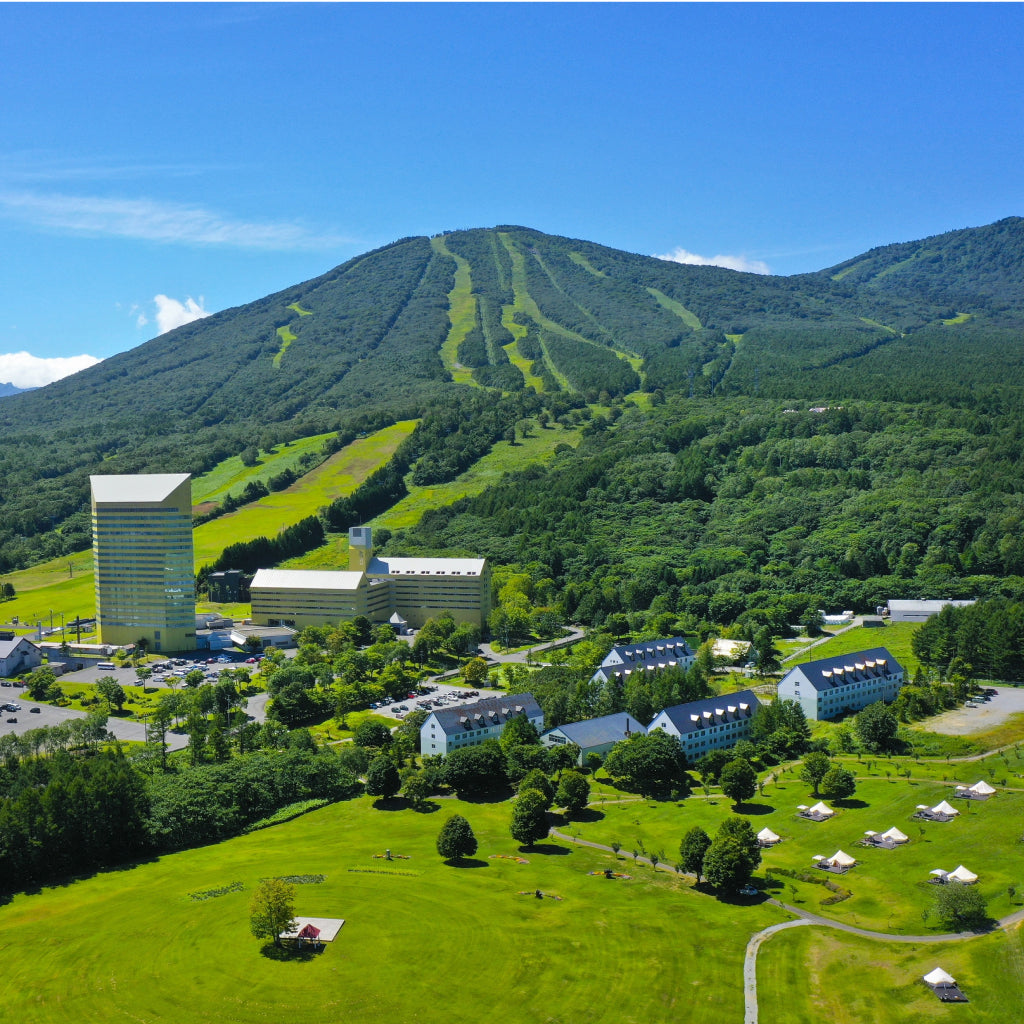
xmin=250 ymin=527 xmax=490 ymax=630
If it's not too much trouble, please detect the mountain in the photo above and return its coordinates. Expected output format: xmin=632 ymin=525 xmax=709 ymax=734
xmin=0 ymin=382 xmax=28 ymax=398
xmin=1 ymin=218 xmax=1024 ymax=576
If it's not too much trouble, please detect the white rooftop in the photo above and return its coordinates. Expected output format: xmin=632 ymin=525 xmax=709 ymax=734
xmin=90 ymin=473 xmax=191 ymax=504
xmin=251 ymin=569 xmax=365 ymax=591
xmin=368 ymin=555 xmax=486 ymax=577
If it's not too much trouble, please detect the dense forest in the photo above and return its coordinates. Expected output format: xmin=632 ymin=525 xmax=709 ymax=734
xmin=2 ymin=217 xmax=1024 ymax=609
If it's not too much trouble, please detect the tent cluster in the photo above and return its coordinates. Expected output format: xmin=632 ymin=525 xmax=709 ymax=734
xmin=954 ymin=779 xmax=996 ymax=800
xmin=929 ymin=865 xmax=978 ymax=884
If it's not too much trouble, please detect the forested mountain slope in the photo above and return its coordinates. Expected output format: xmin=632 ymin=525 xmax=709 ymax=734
xmin=1 ymin=217 xmax=1023 ymax=575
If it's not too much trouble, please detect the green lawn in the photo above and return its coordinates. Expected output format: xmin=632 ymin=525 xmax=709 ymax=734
xmin=192 ymin=421 xmax=415 ymax=568
xmin=283 ymin=423 xmax=582 ymax=567
xmin=0 ymin=792 xmax=787 ymax=1023
xmin=578 ymin=751 xmax=1024 ymax=934
xmin=759 ymin=924 xmax=1024 ymax=1023
xmin=789 ymin=622 xmax=922 ymax=674
xmin=432 ymin=235 xmax=478 ymax=387
xmin=192 ymin=432 xmax=338 ymax=506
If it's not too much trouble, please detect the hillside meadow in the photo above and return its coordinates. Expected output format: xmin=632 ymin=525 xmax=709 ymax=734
xmin=0 ymin=791 xmax=786 ymax=1024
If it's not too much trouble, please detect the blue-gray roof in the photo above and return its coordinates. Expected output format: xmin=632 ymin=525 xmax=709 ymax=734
xmin=427 ymin=692 xmax=541 ymax=736
xmin=546 ymin=712 xmax=647 ymax=748
xmin=780 ymin=647 xmax=902 ymax=692
xmin=652 ymin=689 xmax=761 ymax=735
xmin=603 ymin=636 xmax=694 ymax=667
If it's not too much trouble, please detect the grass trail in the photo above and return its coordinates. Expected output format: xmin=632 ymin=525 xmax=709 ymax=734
xmin=431 ymin=235 xmax=477 ymax=386
xmin=646 ymin=286 xmax=702 ymax=329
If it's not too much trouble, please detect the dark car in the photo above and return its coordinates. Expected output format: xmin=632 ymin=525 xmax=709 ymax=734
xmin=6 ymin=717 xmax=16 ymax=723
xmin=29 ymin=707 xmax=41 ymax=714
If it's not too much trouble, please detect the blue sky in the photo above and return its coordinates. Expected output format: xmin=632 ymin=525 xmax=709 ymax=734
xmin=1 ymin=2 xmax=1022 ymax=386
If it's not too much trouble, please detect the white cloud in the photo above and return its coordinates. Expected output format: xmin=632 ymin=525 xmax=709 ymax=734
xmin=653 ymin=247 xmax=771 ymax=275
xmin=154 ymin=295 xmax=210 ymax=335
xmin=0 ymin=190 xmax=352 ymax=250
xmin=0 ymin=351 xmax=100 ymax=388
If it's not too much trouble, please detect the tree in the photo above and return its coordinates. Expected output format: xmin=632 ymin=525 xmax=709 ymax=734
xmin=932 ymin=883 xmax=989 ymax=930
xmin=249 ymin=878 xmax=296 ymax=947
xmin=604 ymin=729 xmax=690 ymax=798
xmin=519 ymin=768 xmax=554 ymax=807
xmin=460 ymin=657 xmax=489 ymax=686
xmin=500 ymin=713 xmax=541 ymax=751
xmin=702 ymin=836 xmax=755 ymax=894
xmin=26 ymin=668 xmax=58 ymax=702
xmin=719 ymin=758 xmax=757 ymax=807
xmin=444 ymin=740 xmax=508 ymax=794
xmin=185 ymin=668 xmax=205 ymax=688
xmin=753 ymin=627 xmax=781 ymax=676
xmin=716 ymin=816 xmax=762 ymax=870
xmin=96 ymin=675 xmax=127 ymax=712
xmin=556 ymin=770 xmax=590 ymax=815
xmin=855 ymin=701 xmax=899 ymax=752
xmin=401 ymin=770 xmax=431 ymax=807
xmin=680 ymin=826 xmax=712 ymax=880
xmin=244 ymin=634 xmax=264 ymax=654
xmin=510 ymin=788 xmax=550 ymax=846
xmin=504 ymin=742 xmax=551 ymax=783
xmin=365 ymin=754 xmax=401 ymax=799
xmin=354 ymin=720 xmax=393 ymax=749
xmin=436 ymin=814 xmax=478 ymax=861
xmin=800 ymin=751 xmax=832 ymax=796
xmin=820 ymin=765 xmax=857 ymax=801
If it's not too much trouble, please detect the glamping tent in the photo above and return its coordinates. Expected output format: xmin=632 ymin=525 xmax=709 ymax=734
xmin=810 ymin=801 xmax=834 ymax=817
xmin=924 ymin=967 xmax=956 ymax=988
xmin=757 ymin=827 xmax=781 ymax=847
xmin=881 ymin=826 xmax=909 ymax=844
xmin=931 ymin=800 xmax=959 ymax=817
xmin=923 ymin=967 xmax=967 ymax=1002
xmin=969 ymin=780 xmax=995 ymax=798
xmin=947 ymin=865 xmax=978 ymax=884
xmin=828 ymin=850 xmax=856 ymax=869
xmin=800 ymin=800 xmax=835 ymax=820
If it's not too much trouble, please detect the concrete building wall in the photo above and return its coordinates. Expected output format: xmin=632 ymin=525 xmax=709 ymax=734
xmin=91 ymin=474 xmax=196 ymax=652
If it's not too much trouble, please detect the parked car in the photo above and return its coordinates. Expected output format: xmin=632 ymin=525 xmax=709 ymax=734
xmin=6 ymin=717 xmax=16 ymax=723
xmin=29 ymin=707 xmax=41 ymax=714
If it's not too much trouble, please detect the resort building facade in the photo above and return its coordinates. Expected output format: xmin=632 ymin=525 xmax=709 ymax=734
xmin=90 ymin=473 xmax=196 ymax=652
xmin=420 ymin=692 xmax=544 ymax=756
xmin=776 ymin=647 xmax=905 ymax=721
xmin=648 ymin=689 xmax=762 ymax=761
xmin=250 ymin=527 xmax=490 ymax=630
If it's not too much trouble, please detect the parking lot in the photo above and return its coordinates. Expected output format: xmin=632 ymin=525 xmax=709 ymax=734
xmin=56 ymin=654 xmax=260 ymax=689
xmin=371 ymin=684 xmax=506 ymax=720
xmin=924 ymin=685 xmax=1024 ymax=736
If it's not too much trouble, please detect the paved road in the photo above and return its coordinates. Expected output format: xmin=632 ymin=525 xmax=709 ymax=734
xmin=0 ymin=693 xmax=188 ymax=749
xmin=743 ymin=920 xmax=810 ymax=1024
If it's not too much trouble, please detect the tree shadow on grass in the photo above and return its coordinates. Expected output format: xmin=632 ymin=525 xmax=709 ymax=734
xmin=835 ymin=798 xmax=869 ymax=810
xmin=259 ymin=942 xmax=325 ymax=962
xmin=519 ymin=843 xmax=570 ymax=856
xmin=445 ymin=858 xmax=489 ymax=869
xmin=566 ymin=807 xmax=605 ymax=824
xmin=410 ymin=799 xmax=441 ymax=814
xmin=456 ymin=785 xmax=515 ymax=804
xmin=373 ymin=796 xmax=413 ymax=811
xmin=736 ymin=802 xmax=775 ymax=815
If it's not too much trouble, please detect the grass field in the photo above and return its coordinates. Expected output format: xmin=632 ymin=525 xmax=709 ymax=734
xmin=191 ymin=421 xmax=415 ymax=567
xmin=790 ymin=622 xmax=922 ymax=673
xmin=283 ymin=422 xmax=582 ymax=568
xmin=0 ymin=791 xmax=787 ymax=1024
xmin=192 ymin=432 xmax=338 ymax=506
xmin=432 ymin=235 xmax=479 ymax=387
xmin=580 ymin=750 xmax=1024 ymax=934
xmin=646 ymin=286 xmax=702 ymax=330
xmin=759 ymin=923 xmax=1024 ymax=1023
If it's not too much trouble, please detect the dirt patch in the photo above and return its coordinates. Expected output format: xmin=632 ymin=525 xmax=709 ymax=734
xmin=923 ymin=686 xmax=1024 ymax=736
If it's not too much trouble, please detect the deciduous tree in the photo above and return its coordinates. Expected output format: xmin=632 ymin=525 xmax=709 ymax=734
xmin=510 ymin=788 xmax=550 ymax=846
xmin=249 ymin=878 xmax=296 ymax=947
xmin=436 ymin=814 xmax=478 ymax=861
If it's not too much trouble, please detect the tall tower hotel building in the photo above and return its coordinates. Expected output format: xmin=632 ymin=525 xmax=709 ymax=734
xmin=90 ymin=474 xmax=196 ymax=652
